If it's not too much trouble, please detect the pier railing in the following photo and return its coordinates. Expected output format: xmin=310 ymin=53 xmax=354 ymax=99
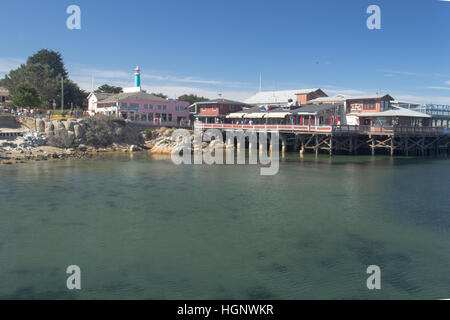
xmin=194 ymin=123 xmax=448 ymax=136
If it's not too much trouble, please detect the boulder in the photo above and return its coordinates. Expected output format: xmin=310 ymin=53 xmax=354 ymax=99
xmin=52 ymin=120 xmax=66 ymax=131
xmin=36 ymin=119 xmax=46 ymax=133
xmin=74 ymin=124 xmax=85 ymax=139
xmin=45 ymin=123 xmax=55 ymax=136
xmin=129 ymin=145 xmax=142 ymax=152
xmin=67 ymin=131 xmax=75 ymax=146
xmin=64 ymin=120 xmax=75 ymax=132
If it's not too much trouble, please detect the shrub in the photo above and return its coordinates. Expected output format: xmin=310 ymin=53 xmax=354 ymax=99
xmin=47 ymin=129 xmax=74 ymax=148
xmin=84 ymin=116 xmax=114 ymax=147
xmin=144 ymin=129 xmax=153 ymax=140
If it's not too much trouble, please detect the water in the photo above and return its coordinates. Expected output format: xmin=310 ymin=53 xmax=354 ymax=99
xmin=0 ymin=153 xmax=449 ymax=299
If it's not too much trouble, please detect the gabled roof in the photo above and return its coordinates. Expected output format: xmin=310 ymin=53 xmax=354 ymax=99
xmin=189 ymin=98 xmax=250 ymax=112
xmin=97 ymin=91 xmax=168 ymax=104
xmin=88 ymin=92 xmax=114 ymax=101
xmin=293 ymin=103 xmax=343 ymax=114
xmin=244 ymin=89 xmax=322 ymax=105
xmin=359 ymin=107 xmax=431 ymax=118
xmin=309 ymin=93 xmax=394 ymax=103
xmin=346 ymin=94 xmax=394 ymax=101
xmin=226 ymin=103 xmax=341 ymax=118
xmin=193 ymin=98 xmax=249 ymax=106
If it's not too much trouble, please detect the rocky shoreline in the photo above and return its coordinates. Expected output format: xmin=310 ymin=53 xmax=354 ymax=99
xmin=0 ymin=116 xmax=229 ymax=166
xmin=0 ymin=116 xmax=148 ymax=165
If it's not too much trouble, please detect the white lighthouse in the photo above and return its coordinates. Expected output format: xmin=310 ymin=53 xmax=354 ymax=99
xmin=123 ymin=66 xmax=142 ymax=93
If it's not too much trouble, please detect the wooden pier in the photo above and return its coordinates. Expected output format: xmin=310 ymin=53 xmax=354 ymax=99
xmin=194 ymin=123 xmax=450 ymax=156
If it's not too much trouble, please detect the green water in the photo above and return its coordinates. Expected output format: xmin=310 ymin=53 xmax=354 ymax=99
xmin=0 ymin=153 xmax=449 ymax=299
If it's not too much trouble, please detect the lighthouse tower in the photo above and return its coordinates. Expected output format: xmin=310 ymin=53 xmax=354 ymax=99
xmin=123 ymin=66 xmax=143 ymax=93
xmin=135 ymin=66 xmax=141 ymax=88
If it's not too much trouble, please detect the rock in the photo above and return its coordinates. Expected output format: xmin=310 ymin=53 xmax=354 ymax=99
xmin=129 ymin=145 xmax=141 ymax=152
xmin=52 ymin=120 xmax=65 ymax=131
xmin=36 ymin=119 xmax=45 ymax=133
xmin=67 ymin=131 xmax=75 ymax=146
xmin=64 ymin=120 xmax=75 ymax=131
xmin=45 ymin=123 xmax=55 ymax=136
xmin=74 ymin=124 xmax=85 ymax=139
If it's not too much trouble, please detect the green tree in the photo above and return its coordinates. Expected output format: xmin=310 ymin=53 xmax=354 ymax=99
xmin=95 ymin=84 xmax=123 ymax=94
xmin=27 ymin=49 xmax=68 ymax=78
xmin=151 ymin=92 xmax=168 ymax=99
xmin=2 ymin=63 xmax=58 ymax=106
xmin=57 ymin=79 xmax=89 ymax=110
xmin=13 ymin=82 xmax=41 ymax=108
xmin=178 ymin=94 xmax=209 ymax=105
xmin=1 ymin=49 xmax=88 ymax=109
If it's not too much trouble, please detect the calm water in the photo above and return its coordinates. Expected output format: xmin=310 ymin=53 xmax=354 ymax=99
xmin=0 ymin=153 xmax=449 ymax=299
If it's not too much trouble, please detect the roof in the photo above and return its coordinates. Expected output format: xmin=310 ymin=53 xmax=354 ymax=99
xmin=244 ymin=89 xmax=322 ymax=105
xmin=359 ymin=107 xmax=431 ymax=118
xmin=90 ymin=92 xmax=114 ymax=101
xmin=192 ymin=98 xmax=249 ymax=106
xmin=309 ymin=94 xmax=394 ymax=103
xmin=189 ymin=98 xmax=250 ymax=113
xmin=226 ymin=103 xmax=341 ymax=118
xmin=97 ymin=91 xmax=168 ymax=104
xmin=293 ymin=103 xmax=342 ymax=114
xmin=0 ymin=87 xmax=10 ymax=96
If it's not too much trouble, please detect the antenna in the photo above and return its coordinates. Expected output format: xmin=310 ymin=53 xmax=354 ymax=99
xmin=259 ymin=73 xmax=262 ymax=92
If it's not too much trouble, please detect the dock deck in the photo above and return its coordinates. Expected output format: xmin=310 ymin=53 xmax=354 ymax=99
xmin=194 ymin=123 xmax=450 ymax=156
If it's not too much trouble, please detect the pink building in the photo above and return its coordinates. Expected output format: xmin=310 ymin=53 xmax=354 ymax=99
xmin=87 ymin=67 xmax=190 ymax=126
xmin=88 ymin=91 xmax=190 ymax=126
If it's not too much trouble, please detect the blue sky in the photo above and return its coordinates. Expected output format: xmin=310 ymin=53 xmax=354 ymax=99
xmin=1 ymin=0 xmax=450 ymax=103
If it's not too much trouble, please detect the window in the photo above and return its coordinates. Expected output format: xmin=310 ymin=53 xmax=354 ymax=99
xmin=158 ymin=105 xmax=162 ymax=110
xmin=130 ymin=103 xmax=139 ymax=108
xmin=212 ymin=107 xmax=217 ymax=111
xmin=149 ymin=104 xmax=153 ymax=110
xmin=162 ymin=113 xmax=167 ymax=122
xmin=363 ymin=103 xmax=376 ymax=111
xmin=202 ymin=107 xmax=206 ymax=111
xmin=230 ymin=105 xmax=234 ymax=111
xmin=163 ymin=105 xmax=167 ymax=110
xmin=350 ymin=104 xmax=362 ymax=113
xmin=148 ymin=113 xmax=154 ymax=122
xmin=144 ymin=104 xmax=148 ymax=110
xmin=140 ymin=113 xmax=146 ymax=121
xmin=168 ymin=114 xmax=172 ymax=122
xmin=121 ymin=103 xmax=128 ymax=108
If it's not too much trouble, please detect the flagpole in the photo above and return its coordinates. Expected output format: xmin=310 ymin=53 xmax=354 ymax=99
xmin=61 ymin=76 xmax=64 ymax=113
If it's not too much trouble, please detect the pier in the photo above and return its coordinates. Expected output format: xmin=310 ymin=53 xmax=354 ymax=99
xmin=194 ymin=123 xmax=450 ymax=156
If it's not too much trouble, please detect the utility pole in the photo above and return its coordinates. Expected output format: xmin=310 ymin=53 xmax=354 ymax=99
xmin=61 ymin=76 xmax=64 ymax=113
xmin=259 ymin=73 xmax=262 ymax=92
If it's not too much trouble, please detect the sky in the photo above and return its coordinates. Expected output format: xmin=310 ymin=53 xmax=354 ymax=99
xmin=0 ymin=0 xmax=449 ymax=103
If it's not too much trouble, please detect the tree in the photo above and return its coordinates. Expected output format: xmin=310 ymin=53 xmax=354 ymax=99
xmin=1 ymin=49 xmax=87 ymax=109
xmin=27 ymin=49 xmax=68 ymax=78
xmin=95 ymin=84 xmax=123 ymax=94
xmin=2 ymin=63 xmax=58 ymax=107
xmin=58 ymin=79 xmax=89 ymax=110
xmin=151 ymin=92 xmax=168 ymax=99
xmin=13 ymin=82 xmax=41 ymax=108
xmin=178 ymin=94 xmax=209 ymax=105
